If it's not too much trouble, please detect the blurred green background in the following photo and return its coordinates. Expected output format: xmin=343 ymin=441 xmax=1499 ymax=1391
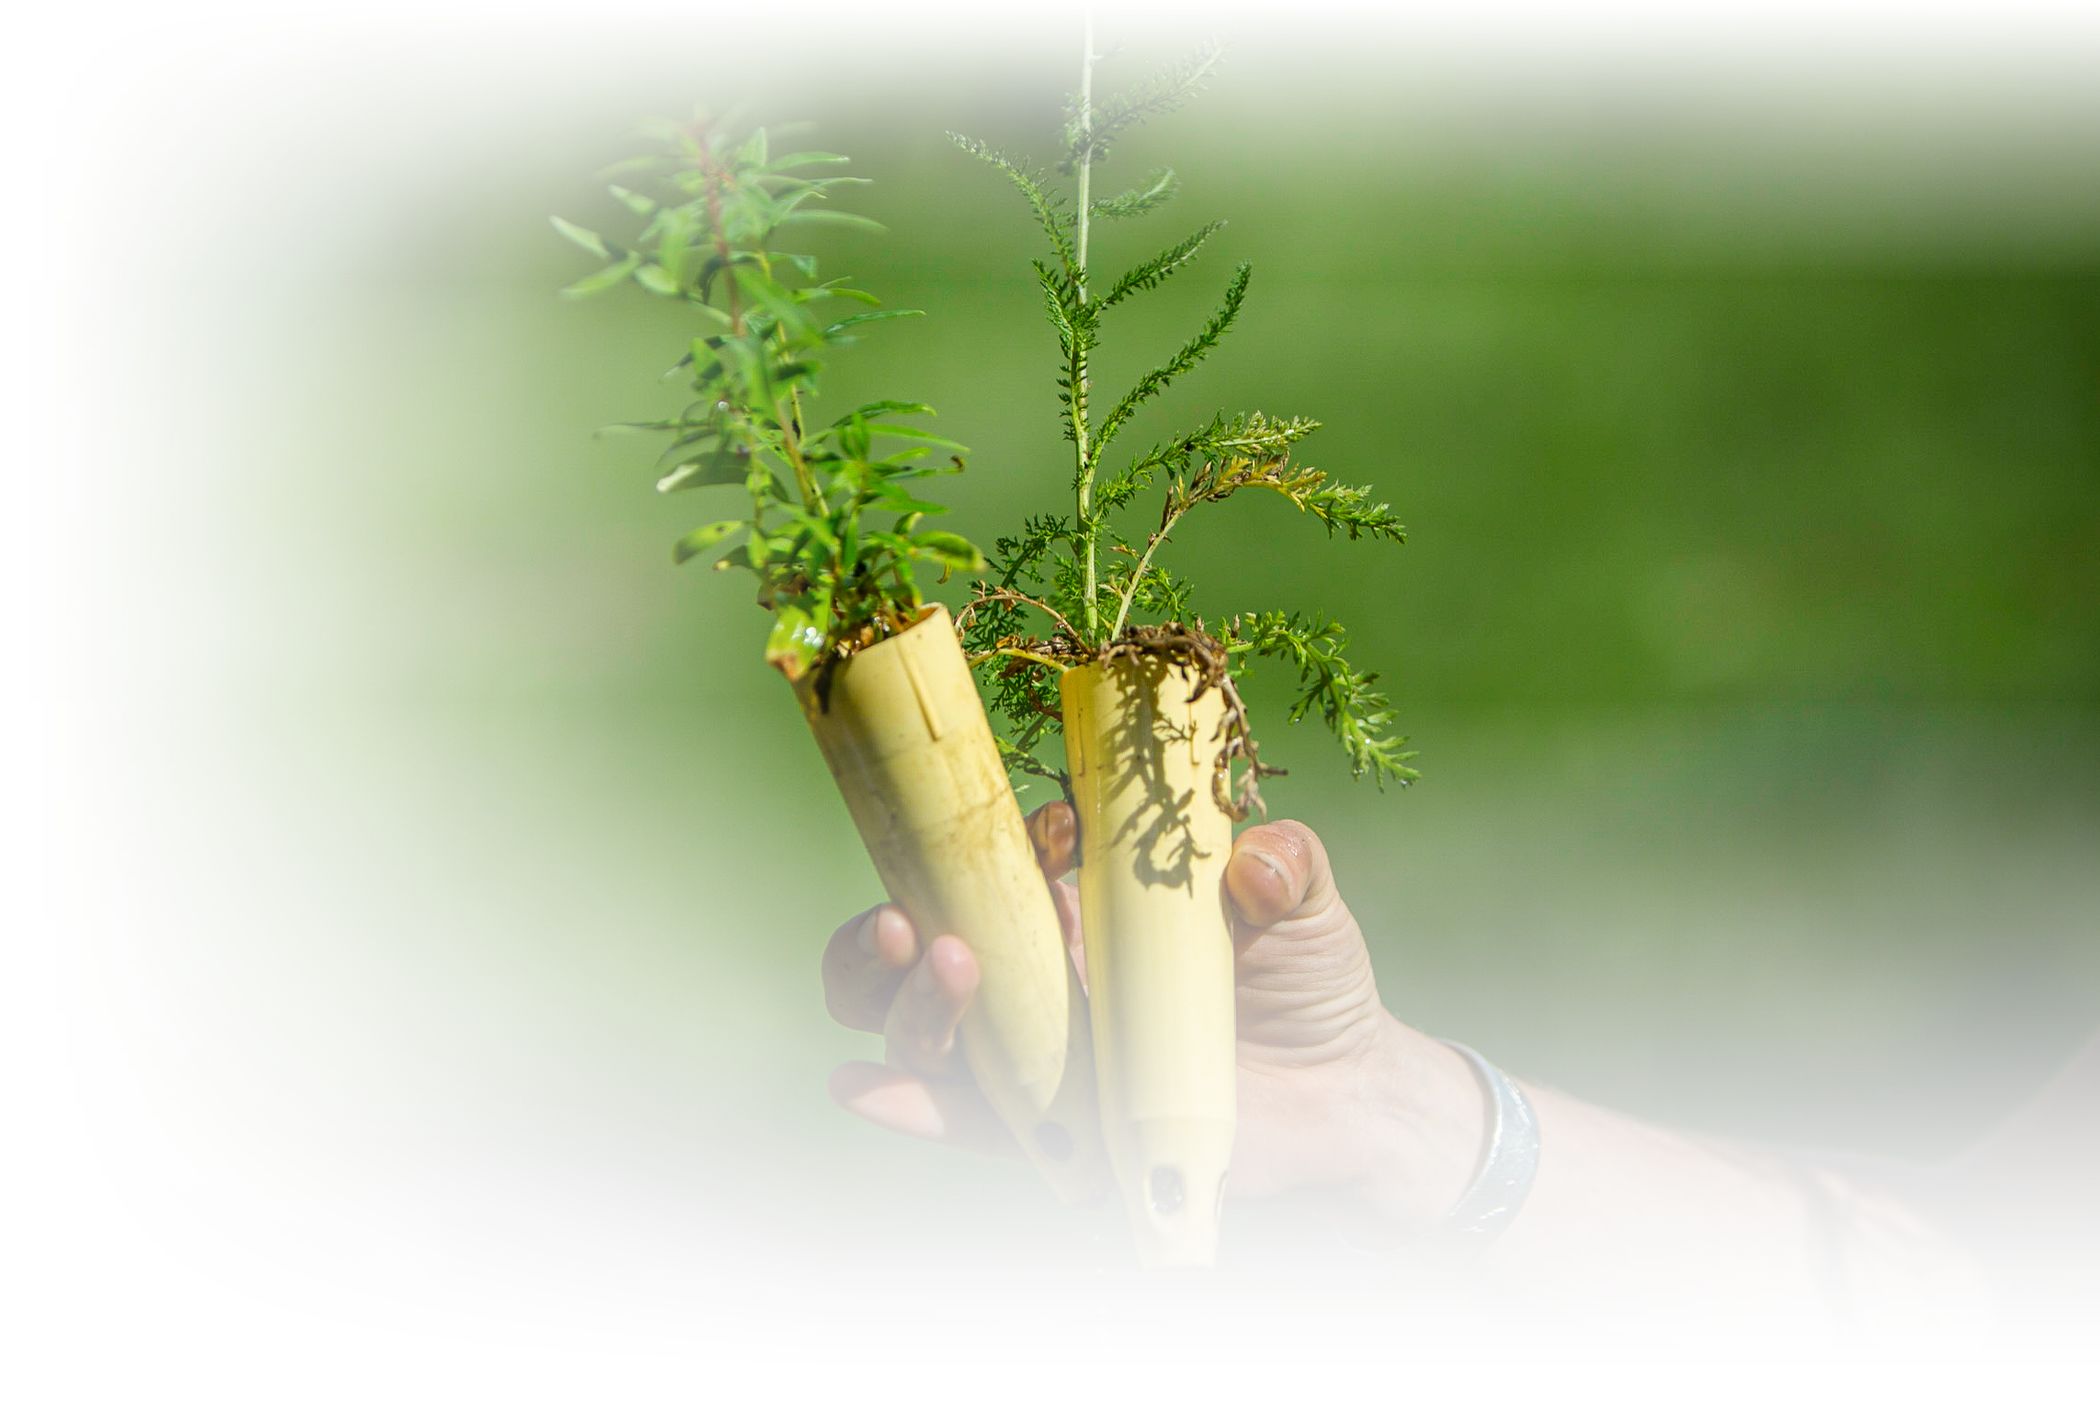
xmin=147 ymin=30 xmax=2098 ymax=1241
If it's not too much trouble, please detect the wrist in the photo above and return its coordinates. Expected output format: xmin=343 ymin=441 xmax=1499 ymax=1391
xmin=1343 ymin=1014 xmax=1496 ymax=1229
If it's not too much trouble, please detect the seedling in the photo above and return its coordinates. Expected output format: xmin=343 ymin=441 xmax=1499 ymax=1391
xmin=952 ymin=28 xmax=1415 ymax=1265
xmin=552 ymin=116 xmax=983 ymax=679
xmin=555 ymin=114 xmax=1104 ymax=1201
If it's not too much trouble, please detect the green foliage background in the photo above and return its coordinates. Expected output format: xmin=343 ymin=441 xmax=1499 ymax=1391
xmin=189 ymin=37 xmax=2100 ymax=1204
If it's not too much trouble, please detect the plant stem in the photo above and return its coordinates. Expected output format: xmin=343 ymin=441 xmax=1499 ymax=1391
xmin=1108 ymin=504 xmax=1185 ymax=640
xmin=1072 ymin=14 xmax=1099 ymax=644
xmin=758 ymin=254 xmax=823 ymax=513
xmin=1076 ymin=13 xmax=1094 ymax=279
xmin=773 ymin=358 xmax=821 ymax=514
xmin=704 ymin=154 xmax=820 ymax=514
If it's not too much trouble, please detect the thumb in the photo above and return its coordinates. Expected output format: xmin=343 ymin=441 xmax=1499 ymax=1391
xmin=1223 ymin=818 xmax=1386 ymax=1067
xmin=1224 ymin=819 xmax=1344 ymax=934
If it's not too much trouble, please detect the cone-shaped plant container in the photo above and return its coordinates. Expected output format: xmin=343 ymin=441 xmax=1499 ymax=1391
xmin=1060 ymin=655 xmax=1237 ymax=1267
xmin=796 ymin=604 xmax=1106 ymax=1203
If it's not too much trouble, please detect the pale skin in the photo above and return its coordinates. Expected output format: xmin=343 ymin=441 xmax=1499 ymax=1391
xmin=822 ymin=805 xmax=1991 ymax=1301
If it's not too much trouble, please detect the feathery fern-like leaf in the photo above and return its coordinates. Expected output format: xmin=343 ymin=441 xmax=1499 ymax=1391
xmin=1095 ymin=262 xmax=1251 ymax=456
xmin=1098 ymin=221 xmax=1225 ymax=308
xmin=1229 ymin=612 xmax=1418 ymax=786
xmin=1090 ymin=167 xmax=1181 ymax=220
xmin=1066 ymin=43 xmax=1224 ymax=166
xmin=949 ymin=134 xmax=1077 ymax=273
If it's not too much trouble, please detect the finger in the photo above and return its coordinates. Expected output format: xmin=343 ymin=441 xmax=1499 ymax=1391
xmin=1048 ymin=877 xmax=1086 ymax=988
xmin=883 ymin=934 xmax=980 ymax=1076
xmin=827 ymin=1061 xmax=1017 ymax=1156
xmin=1026 ymin=801 xmax=1077 ymax=880
xmin=1225 ymin=819 xmax=1341 ymax=933
xmin=820 ymin=904 xmax=919 ymax=1033
xmin=1029 ymin=802 xmax=1086 ymax=982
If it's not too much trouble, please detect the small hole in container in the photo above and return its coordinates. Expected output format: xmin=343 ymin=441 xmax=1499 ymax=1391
xmin=1149 ymin=1166 xmax=1186 ymax=1215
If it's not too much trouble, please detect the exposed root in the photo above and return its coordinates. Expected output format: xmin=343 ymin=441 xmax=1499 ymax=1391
xmin=1101 ymin=621 xmax=1284 ymax=822
xmin=966 ymin=606 xmax=1284 ymax=822
xmin=955 ymin=587 xmax=1085 ymax=647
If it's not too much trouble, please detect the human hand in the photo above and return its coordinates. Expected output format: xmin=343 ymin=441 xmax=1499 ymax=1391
xmin=822 ymin=804 xmax=1485 ymax=1227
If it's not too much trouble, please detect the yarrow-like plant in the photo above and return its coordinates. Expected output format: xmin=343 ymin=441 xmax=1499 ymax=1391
xmin=952 ymin=36 xmax=1418 ymax=815
xmin=553 ymin=113 xmax=985 ymax=686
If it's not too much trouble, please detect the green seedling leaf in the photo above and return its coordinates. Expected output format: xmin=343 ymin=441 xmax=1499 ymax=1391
xmin=866 ymin=422 xmax=965 ymax=450
xmin=656 ymin=455 xmax=745 ymax=493
xmin=807 ymin=284 xmax=880 ymax=307
xmin=559 ymin=253 xmax=639 ymax=298
xmin=872 ymin=485 xmax=948 ymax=515
xmin=767 ymin=150 xmax=851 ymax=171
xmin=732 ymin=264 xmax=823 ymax=342
xmin=911 ymin=530 xmax=987 ymax=573
xmin=550 ymin=216 xmax=609 ymax=259
xmin=837 ymin=400 xmax=934 ymax=423
xmin=764 ymin=605 xmax=824 ymax=680
xmin=781 ymin=209 xmax=887 ymax=234
xmin=635 ymin=262 xmax=681 ymax=296
xmin=608 ymin=184 xmax=657 ymax=217
xmin=672 ymin=519 xmax=745 ymax=564
xmin=824 ymin=309 xmax=924 ymax=335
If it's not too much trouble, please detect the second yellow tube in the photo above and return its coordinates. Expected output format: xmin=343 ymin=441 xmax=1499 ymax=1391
xmin=1060 ymin=654 xmax=1238 ymax=1267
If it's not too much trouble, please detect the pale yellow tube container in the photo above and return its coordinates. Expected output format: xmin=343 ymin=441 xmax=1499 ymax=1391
xmin=795 ymin=604 xmax=1105 ymax=1203
xmin=1060 ymin=655 xmax=1237 ymax=1267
